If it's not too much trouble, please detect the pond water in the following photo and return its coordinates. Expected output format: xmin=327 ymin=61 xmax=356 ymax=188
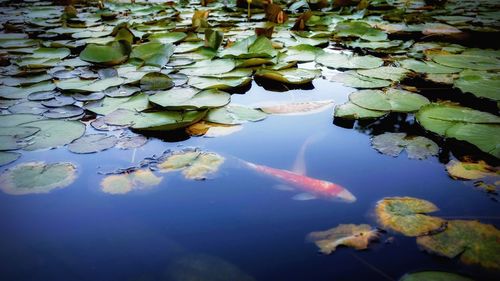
xmin=1 ymin=0 xmax=500 ymax=280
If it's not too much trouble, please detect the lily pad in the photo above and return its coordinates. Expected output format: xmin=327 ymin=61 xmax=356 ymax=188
xmin=445 ymin=123 xmax=500 ymax=158
xmin=454 ymin=70 xmax=500 ymax=101
xmin=56 ymin=77 xmax=125 ymax=92
xmin=219 ymin=35 xmax=277 ymax=59
xmin=335 ymin=21 xmax=388 ymax=41
xmin=350 ymin=89 xmax=430 ymax=113
xmin=375 ymin=197 xmax=445 ymax=237
xmin=307 ymin=224 xmax=381 ymax=254
xmin=179 ymin=59 xmax=236 ymax=76
xmin=432 ymin=53 xmax=500 ymax=71
xmin=0 ymin=114 xmax=44 ymax=127
xmin=317 ymin=52 xmax=383 ymax=69
xmin=68 ymin=134 xmax=117 ymax=154
xmin=0 ymin=135 xmax=26 ymax=151
xmin=186 ymin=121 xmax=242 ymax=138
xmin=372 ymin=133 xmax=439 ymax=160
xmin=334 ymin=102 xmax=387 ymax=119
xmin=0 ymin=126 xmax=40 ymax=139
xmin=87 ymin=93 xmax=150 ymax=115
xmin=148 ymin=32 xmax=187 ymax=44
xmin=140 ymin=72 xmax=174 ymax=91
xmin=417 ymin=220 xmax=500 ymax=269
xmin=0 ymin=161 xmax=77 ymax=195
xmin=100 ymin=169 xmax=163 ymax=195
xmin=331 ymin=71 xmax=392 ymax=88
xmin=255 ymin=68 xmax=319 ymax=84
xmin=0 ymin=152 xmax=21 ymax=166
xmin=357 ymin=67 xmax=410 ymax=82
xmin=284 ymin=44 xmax=324 ymax=62
xmin=205 ymin=105 xmax=267 ymax=125
xmin=446 ymin=160 xmax=499 ymax=180
xmin=149 ymin=88 xmax=231 ymax=109
xmin=399 ymin=59 xmax=461 ymax=74
xmin=21 ymin=120 xmax=86 ymax=151
xmin=130 ymin=42 xmax=174 ymax=68
xmin=399 ymin=271 xmax=473 ymax=281
xmin=103 ymin=109 xmax=206 ymax=131
xmin=188 ymin=76 xmax=252 ymax=90
xmin=80 ymin=41 xmax=130 ymax=66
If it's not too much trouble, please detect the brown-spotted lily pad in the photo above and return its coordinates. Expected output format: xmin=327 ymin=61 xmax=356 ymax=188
xmin=371 ymin=133 xmax=439 ymax=160
xmin=158 ymin=149 xmax=225 ymax=180
xmin=375 ymin=197 xmax=445 ymax=237
xmin=307 ymin=224 xmax=381 ymax=254
xmin=417 ymin=220 xmax=500 ymax=270
xmin=100 ymin=169 xmax=163 ymax=195
xmin=0 ymin=161 xmax=77 ymax=195
xmin=446 ymin=160 xmax=499 ymax=180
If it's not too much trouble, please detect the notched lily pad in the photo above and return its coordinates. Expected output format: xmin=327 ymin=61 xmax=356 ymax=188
xmin=417 ymin=220 xmax=500 ymax=269
xmin=0 ymin=161 xmax=77 ymax=195
xmin=68 ymin=134 xmax=117 ymax=154
xmin=22 ymin=119 xmax=86 ymax=151
xmin=205 ymin=105 xmax=267 ymax=125
xmin=307 ymin=224 xmax=381 ymax=254
xmin=372 ymin=133 xmax=439 ymax=160
xmin=445 ymin=160 xmax=499 ymax=180
xmin=255 ymin=68 xmax=319 ymax=84
xmin=375 ymin=197 xmax=445 ymax=237
xmin=100 ymin=169 xmax=163 ymax=195
xmin=158 ymin=149 xmax=225 ymax=180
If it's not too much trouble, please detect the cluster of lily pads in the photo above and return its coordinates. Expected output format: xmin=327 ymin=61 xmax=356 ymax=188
xmin=308 ymin=196 xmax=500 ymax=278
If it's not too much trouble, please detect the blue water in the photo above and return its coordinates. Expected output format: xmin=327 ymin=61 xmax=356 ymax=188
xmin=0 ymin=79 xmax=499 ymax=281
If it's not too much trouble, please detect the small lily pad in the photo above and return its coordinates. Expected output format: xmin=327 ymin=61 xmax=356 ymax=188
xmin=158 ymin=150 xmax=225 ymax=180
xmin=372 ymin=133 xmax=439 ymax=160
xmin=334 ymin=102 xmax=387 ymax=119
xmin=307 ymin=224 xmax=381 ymax=254
xmin=255 ymin=68 xmax=319 ymax=84
xmin=130 ymin=42 xmax=174 ymax=68
xmin=0 ymin=161 xmax=77 ymax=195
xmin=149 ymin=88 xmax=231 ymax=109
xmin=68 ymin=134 xmax=117 ymax=154
xmin=205 ymin=105 xmax=267 ymax=125
xmin=100 ymin=169 xmax=163 ymax=195
xmin=375 ymin=197 xmax=445 ymax=237
xmin=417 ymin=220 xmax=500 ymax=269
xmin=188 ymin=76 xmax=252 ymax=90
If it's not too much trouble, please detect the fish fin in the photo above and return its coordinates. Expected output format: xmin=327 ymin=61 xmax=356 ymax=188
xmin=291 ymin=133 xmax=326 ymax=175
xmin=292 ymin=192 xmax=317 ymax=201
xmin=273 ymin=184 xmax=295 ymax=191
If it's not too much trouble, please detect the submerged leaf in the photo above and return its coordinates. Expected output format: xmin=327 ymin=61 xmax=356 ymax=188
xmin=372 ymin=133 xmax=439 ymax=160
xmin=0 ymin=162 xmax=77 ymax=195
xmin=100 ymin=169 xmax=163 ymax=195
xmin=158 ymin=150 xmax=225 ymax=180
xmin=307 ymin=224 xmax=381 ymax=254
xmin=417 ymin=220 xmax=500 ymax=269
xmin=375 ymin=197 xmax=445 ymax=237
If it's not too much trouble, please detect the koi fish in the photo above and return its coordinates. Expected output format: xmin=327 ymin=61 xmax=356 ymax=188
xmin=242 ymin=135 xmax=356 ymax=203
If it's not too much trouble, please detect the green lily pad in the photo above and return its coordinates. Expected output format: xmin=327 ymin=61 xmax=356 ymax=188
xmin=0 ymin=81 xmax=56 ymax=100
xmin=445 ymin=123 xmax=500 ymax=158
xmin=317 ymin=52 xmax=383 ymax=69
xmin=417 ymin=220 xmax=500 ymax=269
xmin=188 ymin=76 xmax=252 ymax=90
xmin=334 ymin=102 xmax=387 ymax=119
xmin=432 ymin=53 xmax=500 ymax=71
xmin=219 ymin=35 xmax=277 ymax=59
xmin=158 ymin=149 xmax=225 ymax=180
xmin=140 ymin=72 xmax=174 ymax=91
xmin=32 ymin=47 xmax=70 ymax=59
xmin=205 ymin=105 xmax=267 ymax=125
xmin=68 ymin=134 xmax=117 ymax=154
xmin=357 ymin=67 xmax=410 ymax=82
xmin=307 ymin=224 xmax=381 ymax=254
xmin=101 ymin=169 xmax=163 ymax=195
xmin=375 ymin=197 xmax=445 ymax=237
xmin=335 ymin=21 xmax=388 ymax=42
xmin=179 ymin=59 xmax=236 ymax=76
xmin=148 ymin=32 xmax=187 ymax=44
xmin=454 ymin=70 xmax=500 ymax=101
xmin=103 ymin=109 xmax=206 ymax=131
xmin=0 ymin=161 xmax=77 ymax=195
xmin=21 ymin=120 xmax=86 ymax=151
xmin=331 ymin=72 xmax=392 ymax=88
xmin=0 ymin=135 xmax=26 ymax=151
xmin=205 ymin=29 xmax=223 ymax=51
xmin=0 ymin=152 xmax=21 ymax=166
xmin=0 ymin=126 xmax=40 ymax=139
xmin=349 ymin=89 xmax=429 ymax=112
xmin=255 ymin=68 xmax=319 ymax=84
xmin=130 ymin=42 xmax=174 ymax=68
xmin=0 ymin=114 xmax=44 ymax=127
xmin=80 ymin=41 xmax=130 ymax=66
xmin=399 ymin=271 xmax=474 ymax=281
xmin=372 ymin=133 xmax=439 ymax=159
xmin=284 ymin=44 xmax=324 ymax=62
xmin=399 ymin=59 xmax=461 ymax=74
xmin=149 ymin=88 xmax=231 ymax=109
xmin=56 ymin=77 xmax=125 ymax=92
xmin=87 ymin=93 xmax=150 ymax=115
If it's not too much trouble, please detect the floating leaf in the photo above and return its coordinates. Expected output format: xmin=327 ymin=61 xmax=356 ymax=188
xmin=349 ymin=89 xmax=429 ymax=113
xmin=219 ymin=35 xmax=277 ymax=59
xmin=335 ymin=21 xmax=388 ymax=41
xmin=149 ymin=88 xmax=231 ymax=109
xmin=0 ymin=114 xmax=44 ymax=127
xmin=0 ymin=81 xmax=56 ymax=100
xmin=307 ymin=224 xmax=381 ymax=254
xmin=68 ymin=134 xmax=117 ymax=154
xmin=87 ymin=93 xmax=150 ymax=115
xmin=372 ymin=133 xmax=439 ymax=160
xmin=454 ymin=70 xmax=500 ymax=101
xmin=22 ymin=120 xmax=86 ymax=151
xmin=100 ymin=169 xmax=163 ymax=195
xmin=204 ymin=29 xmax=223 ymax=51
xmin=148 ymin=32 xmax=187 ymax=44
xmin=357 ymin=67 xmax=409 ymax=82
xmin=43 ymin=105 xmax=84 ymax=119
xmin=255 ymin=68 xmax=319 ymax=84
xmin=0 ymin=135 xmax=26 ymax=151
xmin=80 ymin=41 xmax=130 ymax=66
xmin=140 ymin=72 xmax=174 ymax=91
xmin=432 ymin=53 xmax=500 ymax=71
xmin=31 ymin=47 xmax=70 ymax=59
xmin=103 ymin=109 xmax=206 ymax=131
xmin=0 ymin=126 xmax=40 ymax=139
xmin=331 ymin=71 xmax=392 ymax=88
xmin=445 ymin=123 xmax=500 ymax=158
xmin=375 ymin=197 xmax=445 ymax=237
xmin=56 ymin=77 xmax=125 ymax=92
xmin=158 ymin=150 xmax=201 ymax=172
xmin=399 ymin=59 xmax=461 ymax=74
xmin=0 ymin=162 xmax=77 ymax=195
xmin=188 ymin=76 xmax=251 ymax=90
xmin=130 ymin=42 xmax=174 ymax=68
xmin=417 ymin=220 xmax=500 ymax=269
xmin=205 ymin=105 xmax=267 ymax=125
xmin=399 ymin=271 xmax=473 ymax=281
xmin=446 ymin=160 xmax=499 ymax=180
xmin=284 ymin=44 xmax=324 ymax=62
xmin=186 ymin=121 xmax=242 ymax=138
xmin=317 ymin=52 xmax=383 ymax=69
xmin=334 ymin=102 xmax=387 ymax=119
xmin=0 ymin=152 xmax=20 ymax=166
xmin=179 ymin=59 xmax=236 ymax=76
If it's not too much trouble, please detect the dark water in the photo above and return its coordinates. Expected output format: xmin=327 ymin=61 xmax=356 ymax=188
xmin=0 ymin=78 xmax=499 ymax=281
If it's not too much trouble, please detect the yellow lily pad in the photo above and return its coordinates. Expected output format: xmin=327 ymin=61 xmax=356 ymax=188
xmin=100 ymin=169 xmax=163 ymax=195
xmin=307 ymin=224 xmax=381 ymax=254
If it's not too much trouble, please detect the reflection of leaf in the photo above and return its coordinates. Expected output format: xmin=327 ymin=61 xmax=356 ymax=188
xmin=375 ymin=197 xmax=445 ymax=237
xmin=0 ymin=161 xmax=77 ymax=195
xmin=400 ymin=271 xmax=473 ymax=281
xmin=307 ymin=224 xmax=381 ymax=254
xmin=371 ymin=132 xmax=439 ymax=160
xmin=260 ymin=100 xmax=333 ymax=115
xmin=417 ymin=220 xmax=500 ymax=270
xmin=100 ymin=169 xmax=163 ymax=195
xmin=446 ymin=160 xmax=498 ymax=180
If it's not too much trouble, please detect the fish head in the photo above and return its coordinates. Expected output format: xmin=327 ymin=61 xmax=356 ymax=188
xmin=335 ymin=187 xmax=357 ymax=203
xmin=320 ymin=181 xmax=356 ymax=203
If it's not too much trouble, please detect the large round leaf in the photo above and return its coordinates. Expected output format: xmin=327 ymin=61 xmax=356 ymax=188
xmin=399 ymin=59 xmax=461 ymax=74
xmin=22 ymin=120 xmax=86 ymax=151
xmin=255 ymin=68 xmax=319 ymax=84
xmin=80 ymin=41 xmax=130 ymax=66
xmin=103 ymin=109 xmax=206 ymax=131
xmin=454 ymin=70 xmax=500 ymax=101
xmin=317 ymin=52 xmax=383 ymax=69
xmin=130 ymin=42 xmax=174 ymax=68
xmin=432 ymin=53 xmax=500 ymax=71
xmin=179 ymin=59 xmax=236 ymax=76
xmin=349 ymin=89 xmax=429 ymax=112
xmin=205 ymin=105 xmax=267 ymax=125
xmin=149 ymin=88 xmax=230 ymax=109
xmin=445 ymin=123 xmax=500 ymax=158
xmin=68 ymin=134 xmax=117 ymax=154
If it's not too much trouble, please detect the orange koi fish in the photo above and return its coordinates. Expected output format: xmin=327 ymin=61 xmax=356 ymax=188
xmin=242 ymin=136 xmax=356 ymax=202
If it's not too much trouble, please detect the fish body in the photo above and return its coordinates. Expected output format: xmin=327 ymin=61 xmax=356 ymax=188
xmin=244 ymin=161 xmax=356 ymax=203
